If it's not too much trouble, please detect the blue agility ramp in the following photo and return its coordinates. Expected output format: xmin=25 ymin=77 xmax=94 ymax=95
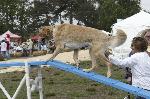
xmin=0 ymin=61 xmax=46 ymax=67
xmin=0 ymin=60 xmax=150 ymax=99
xmin=47 ymin=60 xmax=150 ymax=99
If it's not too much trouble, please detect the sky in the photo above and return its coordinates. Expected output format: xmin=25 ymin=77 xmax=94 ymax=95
xmin=141 ymin=0 xmax=150 ymax=11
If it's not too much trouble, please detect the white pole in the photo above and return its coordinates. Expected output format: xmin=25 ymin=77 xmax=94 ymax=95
xmin=25 ymin=61 xmax=32 ymax=99
xmin=0 ymin=82 xmax=12 ymax=99
xmin=12 ymin=75 xmax=26 ymax=99
xmin=31 ymin=77 xmax=39 ymax=92
xmin=38 ymin=67 xmax=43 ymax=99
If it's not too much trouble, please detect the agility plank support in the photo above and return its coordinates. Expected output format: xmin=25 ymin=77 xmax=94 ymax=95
xmin=0 ymin=61 xmax=44 ymax=99
xmin=0 ymin=60 xmax=150 ymax=99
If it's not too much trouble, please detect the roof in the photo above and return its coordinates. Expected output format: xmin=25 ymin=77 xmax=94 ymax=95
xmin=31 ymin=35 xmax=42 ymax=40
xmin=113 ymin=11 xmax=150 ymax=28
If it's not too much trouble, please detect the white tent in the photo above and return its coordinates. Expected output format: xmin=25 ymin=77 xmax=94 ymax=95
xmin=112 ymin=11 xmax=150 ymax=59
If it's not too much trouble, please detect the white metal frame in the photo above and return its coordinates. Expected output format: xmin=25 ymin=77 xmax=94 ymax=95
xmin=0 ymin=61 xmax=43 ymax=99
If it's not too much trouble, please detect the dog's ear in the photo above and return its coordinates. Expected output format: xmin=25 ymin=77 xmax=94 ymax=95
xmin=38 ymin=26 xmax=48 ymax=37
xmin=38 ymin=27 xmax=44 ymax=37
xmin=38 ymin=25 xmax=54 ymax=37
xmin=41 ymin=27 xmax=49 ymax=36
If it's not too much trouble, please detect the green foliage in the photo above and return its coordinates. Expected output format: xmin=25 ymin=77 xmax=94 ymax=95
xmin=0 ymin=0 xmax=141 ymax=38
xmin=0 ymin=0 xmax=33 ymax=37
xmin=95 ymin=0 xmax=141 ymax=31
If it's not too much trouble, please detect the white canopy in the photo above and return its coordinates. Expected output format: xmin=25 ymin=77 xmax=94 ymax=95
xmin=112 ymin=11 xmax=150 ymax=58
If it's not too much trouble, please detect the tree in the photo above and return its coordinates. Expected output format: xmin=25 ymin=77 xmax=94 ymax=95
xmin=0 ymin=0 xmax=33 ymax=37
xmin=94 ymin=0 xmax=141 ymax=31
xmin=48 ymin=0 xmax=140 ymax=31
xmin=16 ymin=0 xmax=33 ymax=36
xmin=0 ymin=0 xmax=141 ymax=38
xmin=73 ymin=0 xmax=99 ymax=28
xmin=0 ymin=0 xmax=21 ymax=33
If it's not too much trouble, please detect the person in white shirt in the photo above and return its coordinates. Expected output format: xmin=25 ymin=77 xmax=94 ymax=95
xmin=143 ymin=30 xmax=150 ymax=52
xmin=107 ymin=37 xmax=150 ymax=99
xmin=27 ymin=39 xmax=33 ymax=56
xmin=0 ymin=40 xmax=7 ymax=59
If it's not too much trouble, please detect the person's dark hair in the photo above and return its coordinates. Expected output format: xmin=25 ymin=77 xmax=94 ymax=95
xmin=131 ymin=37 xmax=148 ymax=52
xmin=2 ymin=40 xmax=5 ymax=42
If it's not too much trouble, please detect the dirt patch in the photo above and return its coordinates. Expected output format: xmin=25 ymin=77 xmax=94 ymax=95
xmin=0 ymin=50 xmax=90 ymax=73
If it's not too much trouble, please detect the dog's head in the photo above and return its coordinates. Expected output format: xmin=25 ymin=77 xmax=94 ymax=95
xmin=38 ymin=25 xmax=54 ymax=38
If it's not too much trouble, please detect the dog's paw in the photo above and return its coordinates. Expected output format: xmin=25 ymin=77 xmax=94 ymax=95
xmin=75 ymin=66 xmax=80 ymax=70
xmin=83 ymin=69 xmax=92 ymax=72
xmin=76 ymin=63 xmax=79 ymax=67
xmin=107 ymin=71 xmax=111 ymax=78
xmin=44 ymin=58 xmax=53 ymax=62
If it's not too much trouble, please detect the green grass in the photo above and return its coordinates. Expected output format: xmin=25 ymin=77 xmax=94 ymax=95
xmin=0 ymin=61 xmax=135 ymax=99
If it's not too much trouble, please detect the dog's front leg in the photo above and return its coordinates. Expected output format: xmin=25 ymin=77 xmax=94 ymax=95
xmin=46 ymin=44 xmax=62 ymax=61
xmin=73 ymin=49 xmax=80 ymax=68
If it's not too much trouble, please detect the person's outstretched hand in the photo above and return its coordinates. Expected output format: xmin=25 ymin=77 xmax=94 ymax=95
xmin=104 ymin=48 xmax=113 ymax=58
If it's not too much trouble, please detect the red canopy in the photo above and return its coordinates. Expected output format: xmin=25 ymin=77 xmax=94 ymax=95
xmin=31 ymin=35 xmax=42 ymax=40
xmin=0 ymin=30 xmax=21 ymax=41
xmin=2 ymin=30 xmax=21 ymax=38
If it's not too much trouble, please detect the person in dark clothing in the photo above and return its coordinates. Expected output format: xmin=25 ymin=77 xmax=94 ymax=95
xmin=124 ymin=47 xmax=135 ymax=99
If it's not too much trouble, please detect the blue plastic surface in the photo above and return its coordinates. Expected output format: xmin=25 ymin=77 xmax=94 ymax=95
xmin=0 ymin=60 xmax=150 ymax=98
xmin=47 ymin=60 xmax=150 ymax=99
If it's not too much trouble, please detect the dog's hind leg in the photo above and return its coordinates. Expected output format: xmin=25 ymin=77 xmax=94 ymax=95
xmin=73 ymin=49 xmax=80 ymax=68
xmin=83 ymin=48 xmax=97 ymax=72
xmin=100 ymin=53 xmax=112 ymax=77
xmin=98 ymin=52 xmax=112 ymax=78
xmin=106 ymin=62 xmax=112 ymax=78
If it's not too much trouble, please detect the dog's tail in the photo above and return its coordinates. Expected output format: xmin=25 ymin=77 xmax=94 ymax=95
xmin=111 ymin=29 xmax=127 ymax=48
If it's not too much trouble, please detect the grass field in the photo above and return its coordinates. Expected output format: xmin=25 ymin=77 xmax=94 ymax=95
xmin=0 ymin=61 xmax=134 ymax=99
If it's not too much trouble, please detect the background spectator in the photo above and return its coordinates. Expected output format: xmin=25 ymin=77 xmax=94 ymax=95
xmin=27 ymin=39 xmax=33 ymax=56
xmin=0 ymin=39 xmax=7 ymax=60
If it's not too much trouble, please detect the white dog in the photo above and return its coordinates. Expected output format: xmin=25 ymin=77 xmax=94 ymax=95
xmin=39 ymin=24 xmax=127 ymax=77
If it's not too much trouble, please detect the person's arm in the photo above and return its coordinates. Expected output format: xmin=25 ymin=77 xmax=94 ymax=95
xmin=108 ymin=54 xmax=137 ymax=68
